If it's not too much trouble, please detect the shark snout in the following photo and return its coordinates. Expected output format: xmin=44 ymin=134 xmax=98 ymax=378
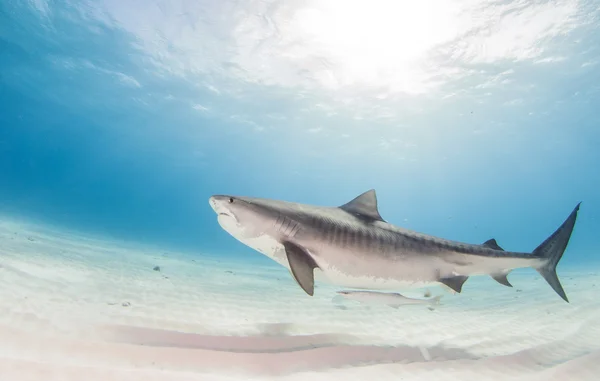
xmin=209 ymin=195 xmax=233 ymax=214
xmin=209 ymin=195 xmax=249 ymax=226
xmin=208 ymin=197 xmax=221 ymax=215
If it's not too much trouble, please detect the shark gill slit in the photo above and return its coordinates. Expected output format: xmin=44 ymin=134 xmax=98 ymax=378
xmin=283 ymin=217 xmax=291 ymax=235
xmin=285 ymin=218 xmax=294 ymax=236
xmin=282 ymin=217 xmax=289 ymax=235
xmin=280 ymin=216 xmax=289 ymax=235
xmin=290 ymin=221 xmax=300 ymax=238
xmin=274 ymin=214 xmax=284 ymax=233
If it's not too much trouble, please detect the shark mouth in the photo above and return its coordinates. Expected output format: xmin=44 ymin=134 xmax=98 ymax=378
xmin=217 ymin=211 xmax=237 ymax=221
xmin=217 ymin=212 xmax=239 ymax=231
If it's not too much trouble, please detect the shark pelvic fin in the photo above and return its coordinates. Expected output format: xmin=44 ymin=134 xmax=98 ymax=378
xmin=283 ymin=241 xmax=319 ymax=296
xmin=491 ymin=272 xmax=513 ymax=287
xmin=482 ymin=238 xmax=504 ymax=251
xmin=438 ymin=275 xmax=469 ymax=293
xmin=339 ymin=189 xmax=386 ymax=222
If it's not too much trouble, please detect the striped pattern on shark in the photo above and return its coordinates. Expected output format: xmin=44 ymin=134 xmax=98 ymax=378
xmin=209 ymin=190 xmax=580 ymax=302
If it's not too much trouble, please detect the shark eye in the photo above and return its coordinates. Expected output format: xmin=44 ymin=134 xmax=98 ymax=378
xmin=228 ymin=197 xmax=234 ymax=204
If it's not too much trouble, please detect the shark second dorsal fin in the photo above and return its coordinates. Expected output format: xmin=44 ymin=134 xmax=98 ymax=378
xmin=339 ymin=189 xmax=385 ymax=222
xmin=482 ymin=238 xmax=504 ymax=251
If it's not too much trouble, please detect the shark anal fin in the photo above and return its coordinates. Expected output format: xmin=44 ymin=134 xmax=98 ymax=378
xmin=339 ymin=189 xmax=386 ymax=222
xmin=482 ymin=238 xmax=504 ymax=251
xmin=491 ymin=272 xmax=513 ymax=287
xmin=283 ymin=241 xmax=319 ymax=296
xmin=439 ymin=275 xmax=469 ymax=293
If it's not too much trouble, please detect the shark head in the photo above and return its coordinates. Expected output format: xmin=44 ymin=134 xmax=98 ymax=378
xmin=209 ymin=195 xmax=280 ymax=240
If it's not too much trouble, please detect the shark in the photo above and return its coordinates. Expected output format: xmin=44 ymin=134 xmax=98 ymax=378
xmin=209 ymin=190 xmax=580 ymax=302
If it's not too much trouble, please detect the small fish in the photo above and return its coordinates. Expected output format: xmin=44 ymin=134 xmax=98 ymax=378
xmin=336 ymin=290 xmax=442 ymax=309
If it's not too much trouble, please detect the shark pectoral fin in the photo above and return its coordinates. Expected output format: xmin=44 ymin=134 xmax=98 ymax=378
xmin=438 ymin=275 xmax=469 ymax=293
xmin=482 ymin=238 xmax=505 ymax=251
xmin=491 ymin=272 xmax=513 ymax=287
xmin=283 ymin=242 xmax=319 ymax=296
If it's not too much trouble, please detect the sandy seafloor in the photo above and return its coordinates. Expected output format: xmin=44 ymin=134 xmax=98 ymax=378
xmin=0 ymin=218 xmax=599 ymax=381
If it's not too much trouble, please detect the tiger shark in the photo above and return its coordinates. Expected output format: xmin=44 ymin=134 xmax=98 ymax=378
xmin=209 ymin=190 xmax=580 ymax=302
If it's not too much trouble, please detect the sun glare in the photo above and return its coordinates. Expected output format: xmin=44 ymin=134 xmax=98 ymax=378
xmin=292 ymin=0 xmax=461 ymax=92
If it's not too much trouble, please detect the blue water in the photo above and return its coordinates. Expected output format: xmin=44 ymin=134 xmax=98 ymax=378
xmin=1 ymin=0 xmax=599 ymax=270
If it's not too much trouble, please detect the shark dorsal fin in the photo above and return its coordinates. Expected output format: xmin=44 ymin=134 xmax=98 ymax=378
xmin=482 ymin=238 xmax=504 ymax=251
xmin=339 ymin=189 xmax=385 ymax=222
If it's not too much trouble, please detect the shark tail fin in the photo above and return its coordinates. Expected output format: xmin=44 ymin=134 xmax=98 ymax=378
xmin=532 ymin=202 xmax=581 ymax=303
